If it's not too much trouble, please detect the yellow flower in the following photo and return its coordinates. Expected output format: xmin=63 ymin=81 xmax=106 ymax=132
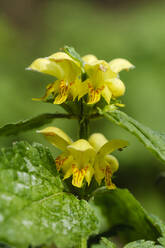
xmin=28 ymin=48 xmax=134 ymax=105
xmin=38 ymin=127 xmax=128 ymax=189
xmin=89 ymin=133 xmax=128 ymax=189
xmin=81 ymin=54 xmax=134 ymax=105
xmin=38 ymin=127 xmax=96 ymax=188
xmin=28 ymin=52 xmax=81 ymax=104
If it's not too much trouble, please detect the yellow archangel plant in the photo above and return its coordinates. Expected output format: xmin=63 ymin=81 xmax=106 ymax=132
xmin=38 ymin=127 xmax=128 ymax=189
xmin=28 ymin=50 xmax=134 ymax=105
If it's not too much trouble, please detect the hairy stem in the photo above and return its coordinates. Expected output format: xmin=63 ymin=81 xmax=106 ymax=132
xmin=76 ymin=238 xmax=87 ymax=248
xmin=78 ymin=100 xmax=89 ymax=139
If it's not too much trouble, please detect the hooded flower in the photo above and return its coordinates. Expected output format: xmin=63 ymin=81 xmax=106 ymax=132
xmin=81 ymin=54 xmax=134 ymax=105
xmin=38 ymin=127 xmax=96 ymax=188
xmin=89 ymin=133 xmax=128 ymax=189
xmin=28 ymin=52 xmax=82 ymax=104
xmin=28 ymin=47 xmax=134 ymax=106
xmin=38 ymin=126 xmax=128 ymax=189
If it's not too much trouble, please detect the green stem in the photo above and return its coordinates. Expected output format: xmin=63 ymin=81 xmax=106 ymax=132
xmin=79 ymin=118 xmax=89 ymax=139
xmin=79 ymin=100 xmax=89 ymax=139
xmin=76 ymin=238 xmax=87 ymax=248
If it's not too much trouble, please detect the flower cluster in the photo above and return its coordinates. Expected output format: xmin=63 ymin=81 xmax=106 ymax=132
xmin=28 ymin=50 xmax=134 ymax=105
xmin=38 ymin=127 xmax=128 ymax=189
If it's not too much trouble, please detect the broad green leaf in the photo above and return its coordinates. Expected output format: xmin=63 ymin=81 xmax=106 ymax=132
xmin=0 ymin=113 xmax=72 ymax=136
xmin=91 ymin=238 xmax=164 ymax=248
xmin=100 ymin=108 xmax=165 ymax=163
xmin=90 ymin=188 xmax=161 ymax=243
xmin=0 ymin=141 xmax=98 ymax=248
xmin=150 ymin=215 xmax=165 ymax=237
xmin=64 ymin=45 xmax=84 ymax=68
xmin=124 ymin=240 xmax=163 ymax=248
xmin=158 ymin=237 xmax=165 ymax=247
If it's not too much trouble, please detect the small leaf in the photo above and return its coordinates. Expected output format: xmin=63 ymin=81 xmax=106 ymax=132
xmin=64 ymin=45 xmax=84 ymax=68
xmin=0 ymin=113 xmax=73 ymax=136
xmin=90 ymin=188 xmax=161 ymax=242
xmin=100 ymin=109 xmax=165 ymax=163
xmin=91 ymin=237 xmax=116 ymax=248
xmin=0 ymin=141 xmax=98 ymax=248
xmin=101 ymin=237 xmax=117 ymax=248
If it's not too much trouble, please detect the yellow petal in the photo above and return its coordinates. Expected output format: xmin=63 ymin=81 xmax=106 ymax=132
xmin=49 ymin=52 xmax=79 ymax=64
xmin=54 ymin=93 xmax=68 ymax=104
xmin=72 ymin=166 xmax=86 ymax=188
xmin=94 ymin=160 xmax=105 ymax=185
xmin=77 ymin=81 xmax=88 ymax=100
xmin=115 ymin=103 xmax=125 ymax=108
xmin=85 ymin=60 xmax=116 ymax=88
xmin=28 ymin=58 xmax=64 ymax=78
xmin=62 ymin=156 xmax=74 ymax=180
xmin=37 ymin=127 xmax=72 ymax=151
xmin=105 ymin=166 xmax=116 ymax=190
xmin=63 ymin=166 xmax=73 ymax=180
xmin=49 ymin=52 xmax=81 ymax=81
xmin=70 ymin=79 xmax=88 ymax=101
xmin=97 ymin=139 xmax=128 ymax=157
xmin=106 ymin=78 xmax=125 ymax=98
xmin=105 ymin=155 xmax=119 ymax=173
xmin=53 ymin=80 xmax=70 ymax=104
xmin=82 ymin=54 xmax=98 ymax=64
xmin=88 ymin=133 xmax=108 ymax=152
xmin=101 ymin=85 xmax=112 ymax=104
xmin=32 ymin=82 xmax=59 ymax=102
xmin=85 ymin=166 xmax=94 ymax=186
xmin=55 ymin=152 xmax=70 ymax=171
xmin=88 ymin=89 xmax=101 ymax=105
xmin=109 ymin=58 xmax=135 ymax=73
xmin=67 ymin=139 xmax=96 ymax=168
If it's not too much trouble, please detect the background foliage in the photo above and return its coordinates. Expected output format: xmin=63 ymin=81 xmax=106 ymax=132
xmin=0 ymin=0 xmax=165 ymax=229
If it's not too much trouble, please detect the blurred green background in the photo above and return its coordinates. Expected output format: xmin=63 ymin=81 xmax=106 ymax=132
xmin=0 ymin=0 xmax=165 ymax=220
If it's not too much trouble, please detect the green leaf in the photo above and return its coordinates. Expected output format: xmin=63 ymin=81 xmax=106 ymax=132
xmin=91 ymin=237 xmax=116 ymax=248
xmin=100 ymin=108 xmax=165 ymax=163
xmin=0 ymin=141 xmax=98 ymax=248
xmin=150 ymin=215 xmax=165 ymax=237
xmin=150 ymin=215 xmax=165 ymax=246
xmin=91 ymin=238 xmax=164 ymax=248
xmin=158 ymin=237 xmax=165 ymax=247
xmin=0 ymin=243 xmax=12 ymax=248
xmin=101 ymin=237 xmax=117 ymax=248
xmin=90 ymin=188 xmax=161 ymax=243
xmin=124 ymin=240 xmax=163 ymax=248
xmin=0 ymin=113 xmax=73 ymax=136
xmin=64 ymin=45 xmax=84 ymax=68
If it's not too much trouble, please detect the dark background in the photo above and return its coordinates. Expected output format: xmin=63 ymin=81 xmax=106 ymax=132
xmin=0 ymin=0 xmax=165 ymax=220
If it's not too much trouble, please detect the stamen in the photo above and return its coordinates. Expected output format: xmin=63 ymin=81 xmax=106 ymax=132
xmin=99 ymin=64 xmax=107 ymax=72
